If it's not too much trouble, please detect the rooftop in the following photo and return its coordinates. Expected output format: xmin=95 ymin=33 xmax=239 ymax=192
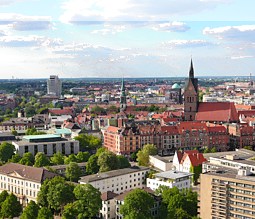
xmin=23 ymin=134 xmax=61 ymax=140
xmin=0 ymin=163 xmax=57 ymax=183
xmin=79 ymin=166 xmax=149 ymax=183
xmin=155 ymin=170 xmax=193 ymax=180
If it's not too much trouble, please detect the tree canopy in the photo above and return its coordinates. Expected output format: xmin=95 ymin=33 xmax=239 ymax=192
xmin=0 ymin=142 xmax=15 ymax=163
xmin=65 ymin=162 xmax=82 ymax=182
xmin=74 ymin=134 xmax=102 ymax=151
xmin=34 ymin=152 xmax=50 ymax=167
xmin=20 ymin=200 xmax=39 ymax=219
xmin=1 ymin=193 xmax=22 ymax=219
xmin=120 ymin=188 xmax=154 ymax=219
xmin=137 ymin=144 xmax=157 ymax=166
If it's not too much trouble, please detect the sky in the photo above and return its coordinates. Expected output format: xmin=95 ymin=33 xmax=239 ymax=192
xmin=0 ymin=0 xmax=255 ymax=79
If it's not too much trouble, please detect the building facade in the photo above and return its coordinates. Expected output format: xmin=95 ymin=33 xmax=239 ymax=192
xmin=79 ymin=166 xmax=149 ymax=194
xmin=0 ymin=163 xmax=57 ymax=205
xmin=47 ymin=75 xmax=62 ymax=97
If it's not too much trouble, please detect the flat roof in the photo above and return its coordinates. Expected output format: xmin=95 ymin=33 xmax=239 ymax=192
xmin=12 ymin=139 xmax=77 ymax=146
xmin=79 ymin=166 xmax=149 ymax=183
xmin=23 ymin=134 xmax=61 ymax=140
xmin=203 ymin=149 xmax=255 ymax=160
xmin=55 ymin=129 xmax=72 ymax=135
xmin=155 ymin=170 xmax=193 ymax=179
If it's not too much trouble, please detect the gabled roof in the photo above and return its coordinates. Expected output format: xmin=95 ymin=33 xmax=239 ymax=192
xmin=106 ymin=126 xmax=121 ymax=133
xmin=196 ymin=102 xmax=238 ymax=122
xmin=49 ymin=108 xmax=74 ymax=116
xmin=180 ymin=151 xmax=207 ymax=167
xmin=0 ymin=163 xmax=57 ymax=183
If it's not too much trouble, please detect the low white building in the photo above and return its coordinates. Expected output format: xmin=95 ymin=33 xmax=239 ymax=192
xmin=100 ymin=191 xmax=118 ymax=219
xmin=147 ymin=170 xmax=192 ymax=191
xmin=149 ymin=155 xmax=173 ymax=172
xmin=79 ymin=166 xmax=149 ymax=194
xmin=12 ymin=134 xmax=79 ymax=156
xmin=0 ymin=163 xmax=57 ymax=205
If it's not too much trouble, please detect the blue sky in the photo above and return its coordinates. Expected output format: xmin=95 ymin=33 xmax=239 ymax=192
xmin=0 ymin=0 xmax=255 ymax=79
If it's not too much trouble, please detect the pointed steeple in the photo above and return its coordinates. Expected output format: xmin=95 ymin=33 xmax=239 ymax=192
xmin=121 ymin=77 xmax=125 ymax=96
xmin=189 ymin=59 xmax=194 ymax=79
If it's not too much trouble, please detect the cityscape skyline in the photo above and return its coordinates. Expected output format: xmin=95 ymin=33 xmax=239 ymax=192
xmin=0 ymin=0 xmax=255 ymax=79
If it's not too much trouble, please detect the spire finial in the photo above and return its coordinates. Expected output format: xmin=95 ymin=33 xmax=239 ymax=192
xmin=189 ymin=58 xmax=194 ymax=79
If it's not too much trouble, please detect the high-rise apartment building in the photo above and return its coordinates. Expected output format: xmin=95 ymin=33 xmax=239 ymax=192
xmin=200 ymin=152 xmax=255 ymax=219
xmin=47 ymin=75 xmax=62 ymax=97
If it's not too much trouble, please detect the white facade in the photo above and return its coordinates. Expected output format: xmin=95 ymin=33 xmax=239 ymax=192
xmin=149 ymin=155 xmax=172 ymax=172
xmin=79 ymin=167 xmax=149 ymax=194
xmin=146 ymin=170 xmax=192 ymax=191
xmin=100 ymin=198 xmax=116 ymax=219
xmin=12 ymin=140 xmax=79 ymax=156
xmin=47 ymin=75 xmax=62 ymax=97
xmin=0 ymin=163 xmax=56 ymax=205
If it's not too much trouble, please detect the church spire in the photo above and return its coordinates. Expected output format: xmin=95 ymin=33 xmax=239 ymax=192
xmin=189 ymin=59 xmax=194 ymax=79
xmin=120 ymin=78 xmax=127 ymax=111
xmin=121 ymin=77 xmax=125 ymax=96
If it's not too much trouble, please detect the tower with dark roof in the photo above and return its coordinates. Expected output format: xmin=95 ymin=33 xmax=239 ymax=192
xmin=120 ymin=78 xmax=127 ymax=111
xmin=184 ymin=59 xmax=199 ymax=121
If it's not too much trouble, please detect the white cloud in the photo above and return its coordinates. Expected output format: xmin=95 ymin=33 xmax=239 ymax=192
xmin=162 ymin=39 xmax=213 ymax=48
xmin=203 ymin=25 xmax=255 ymax=41
xmin=91 ymin=24 xmax=126 ymax=35
xmin=152 ymin=21 xmax=190 ymax=32
xmin=231 ymin=55 xmax=253 ymax=60
xmin=60 ymin=0 xmax=231 ymax=23
xmin=0 ymin=0 xmax=26 ymax=6
xmin=0 ymin=35 xmax=62 ymax=47
xmin=0 ymin=13 xmax=53 ymax=31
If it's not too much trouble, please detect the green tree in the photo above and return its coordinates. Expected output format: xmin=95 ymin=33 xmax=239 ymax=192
xmin=1 ymin=193 xmax=22 ymax=218
xmin=86 ymin=154 xmax=99 ymax=174
xmin=117 ymin=155 xmax=131 ymax=169
xmin=50 ymin=152 xmax=64 ymax=165
xmin=20 ymin=200 xmax=39 ymax=219
xmin=34 ymin=152 xmax=50 ymax=167
xmin=73 ymin=184 xmax=102 ymax=218
xmin=37 ymin=176 xmax=66 ymax=208
xmin=62 ymin=203 xmax=78 ymax=219
xmin=97 ymin=151 xmax=119 ymax=172
xmin=74 ymin=134 xmax=102 ymax=151
xmin=76 ymin=151 xmax=90 ymax=163
xmin=0 ymin=190 xmax=9 ymax=205
xmin=137 ymin=144 xmax=157 ymax=166
xmin=19 ymin=152 xmax=34 ymax=166
xmin=47 ymin=182 xmax=75 ymax=214
xmin=65 ymin=162 xmax=82 ymax=182
xmin=37 ymin=207 xmax=53 ymax=219
xmin=120 ymin=188 xmax=154 ymax=219
xmin=11 ymin=129 xmax=18 ymax=136
xmin=64 ymin=154 xmax=77 ymax=164
xmin=190 ymin=165 xmax=202 ymax=185
xmin=0 ymin=142 xmax=15 ymax=163
xmin=8 ymin=153 xmax=22 ymax=163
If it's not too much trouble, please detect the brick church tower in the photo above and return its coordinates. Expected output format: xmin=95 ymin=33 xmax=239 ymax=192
xmin=184 ymin=59 xmax=199 ymax=121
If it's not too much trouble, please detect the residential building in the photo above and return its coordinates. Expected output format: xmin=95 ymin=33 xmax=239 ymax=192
xmin=0 ymin=163 xmax=57 ymax=205
xmin=149 ymin=155 xmax=173 ymax=172
xmin=147 ymin=170 xmax=192 ymax=191
xmin=100 ymin=191 xmax=118 ymax=219
xmin=200 ymin=169 xmax=255 ymax=219
xmin=12 ymin=134 xmax=79 ymax=156
xmin=173 ymin=150 xmax=207 ymax=172
xmin=47 ymin=75 xmax=62 ymax=97
xmin=79 ymin=166 xmax=149 ymax=194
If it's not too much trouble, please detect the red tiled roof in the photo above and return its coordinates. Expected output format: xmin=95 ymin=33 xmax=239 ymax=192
xmin=196 ymin=102 xmax=238 ymax=122
xmin=178 ymin=121 xmax=207 ymax=132
xmin=106 ymin=126 xmax=121 ymax=133
xmin=238 ymin=110 xmax=255 ymax=117
xmin=49 ymin=108 xmax=73 ymax=116
xmin=207 ymin=126 xmax=227 ymax=133
xmin=161 ymin=126 xmax=179 ymax=134
xmin=180 ymin=151 xmax=207 ymax=167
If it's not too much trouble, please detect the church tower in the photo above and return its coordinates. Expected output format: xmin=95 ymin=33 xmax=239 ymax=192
xmin=184 ymin=59 xmax=199 ymax=121
xmin=120 ymin=78 xmax=127 ymax=111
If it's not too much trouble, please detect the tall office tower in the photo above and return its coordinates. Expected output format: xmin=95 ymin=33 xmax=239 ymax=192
xmin=47 ymin=75 xmax=62 ymax=97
